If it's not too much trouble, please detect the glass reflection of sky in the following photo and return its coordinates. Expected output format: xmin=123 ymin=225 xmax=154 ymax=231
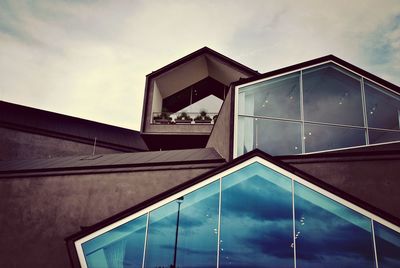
xmin=82 ymin=160 xmax=400 ymax=268
xmin=374 ymin=222 xmax=400 ymax=268
xmin=255 ymin=118 xmax=302 ymax=155
xmin=220 ymin=162 xmax=294 ymax=268
xmin=365 ymin=81 xmax=400 ymax=130
xmin=304 ymin=123 xmax=365 ymax=153
xmin=145 ymin=181 xmax=219 ymax=268
xmin=239 ymin=72 xmax=301 ymax=120
xmin=303 ymin=64 xmax=363 ymax=126
xmin=82 ymin=214 xmax=147 ymax=268
xmin=294 ymin=182 xmax=375 ymax=268
xmin=369 ymin=129 xmax=400 ymax=144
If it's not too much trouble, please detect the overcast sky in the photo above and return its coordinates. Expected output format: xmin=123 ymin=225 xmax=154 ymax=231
xmin=0 ymin=0 xmax=399 ymax=130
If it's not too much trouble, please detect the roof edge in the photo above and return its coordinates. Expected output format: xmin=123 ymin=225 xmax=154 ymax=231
xmin=233 ymin=55 xmax=400 ymax=93
xmin=65 ymin=148 xmax=400 ymax=243
xmin=146 ymin=47 xmax=259 ymax=78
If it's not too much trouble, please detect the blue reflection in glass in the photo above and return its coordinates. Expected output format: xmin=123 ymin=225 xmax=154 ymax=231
xmin=176 ymin=181 xmax=219 ymax=268
xmin=82 ymin=214 xmax=147 ymax=268
xmin=220 ymin=162 xmax=294 ymax=268
xmin=294 ymin=182 xmax=375 ymax=268
xmin=145 ymin=181 xmax=219 ymax=268
xmin=374 ymin=222 xmax=400 ymax=267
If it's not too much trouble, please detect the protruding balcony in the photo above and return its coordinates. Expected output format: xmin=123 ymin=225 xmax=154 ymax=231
xmin=140 ymin=47 xmax=258 ymax=150
xmin=152 ymin=111 xmax=218 ymax=125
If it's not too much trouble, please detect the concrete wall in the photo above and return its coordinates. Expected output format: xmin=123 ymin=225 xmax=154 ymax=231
xmin=206 ymin=89 xmax=232 ymax=160
xmin=145 ymin=123 xmax=213 ymax=134
xmin=287 ymin=158 xmax=400 ymax=219
xmin=0 ymin=166 xmax=216 ymax=268
xmin=0 ymin=127 xmax=123 ymax=161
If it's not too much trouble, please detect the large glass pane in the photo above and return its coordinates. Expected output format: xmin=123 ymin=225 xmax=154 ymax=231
xmin=369 ymin=129 xmax=400 ymax=144
xmin=220 ymin=162 xmax=294 ymax=267
xmin=191 ymin=77 xmax=226 ymax=103
xmin=294 ymin=182 xmax=375 ymax=268
xmin=304 ymin=123 xmax=365 ymax=153
xmin=374 ymin=222 xmax=400 ymax=267
xmin=176 ymin=181 xmax=219 ymax=268
xmin=238 ymin=72 xmax=300 ymax=120
xmin=303 ymin=63 xmax=364 ymax=126
xmin=162 ymin=87 xmax=191 ymax=113
xmin=365 ymin=81 xmax=400 ymax=130
xmin=145 ymin=181 xmax=219 ymax=268
xmin=255 ymin=118 xmax=302 ymax=156
xmin=82 ymin=214 xmax=147 ymax=268
xmin=237 ymin=116 xmax=255 ymax=156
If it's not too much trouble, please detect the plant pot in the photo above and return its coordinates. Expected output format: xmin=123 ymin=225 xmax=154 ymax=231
xmin=194 ymin=119 xmax=212 ymax=124
xmin=175 ymin=119 xmax=192 ymax=124
xmin=154 ymin=118 xmax=172 ymax=124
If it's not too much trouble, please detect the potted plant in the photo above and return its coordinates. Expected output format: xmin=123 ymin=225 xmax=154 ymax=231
xmin=194 ymin=110 xmax=212 ymax=124
xmin=175 ymin=112 xmax=192 ymax=124
xmin=153 ymin=112 xmax=172 ymax=124
xmin=212 ymin=114 xmax=218 ymax=124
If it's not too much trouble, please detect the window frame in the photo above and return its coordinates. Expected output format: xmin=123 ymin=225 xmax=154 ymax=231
xmin=74 ymin=155 xmax=400 ymax=268
xmin=233 ymin=60 xmax=400 ymax=158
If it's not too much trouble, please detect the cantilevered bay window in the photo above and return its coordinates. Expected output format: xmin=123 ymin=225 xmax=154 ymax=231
xmin=236 ymin=63 xmax=400 ymax=156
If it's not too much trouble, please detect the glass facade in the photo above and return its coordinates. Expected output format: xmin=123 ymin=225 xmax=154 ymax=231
xmin=374 ymin=222 xmax=400 ymax=267
xmin=79 ymin=160 xmax=400 ymax=268
xmin=294 ymin=182 xmax=375 ymax=268
xmin=82 ymin=214 xmax=147 ymax=268
xmin=237 ymin=62 xmax=400 ymax=156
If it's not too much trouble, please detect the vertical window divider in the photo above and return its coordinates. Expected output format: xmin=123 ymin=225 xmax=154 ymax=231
xmin=292 ymin=179 xmax=297 ymax=268
xmin=300 ymin=70 xmax=305 ymax=154
xmin=141 ymin=212 xmax=150 ymax=268
xmin=371 ymin=219 xmax=379 ymax=268
xmin=361 ymin=77 xmax=370 ymax=145
xmin=216 ymin=177 xmax=222 ymax=268
xmin=255 ymin=118 xmax=259 ymax=148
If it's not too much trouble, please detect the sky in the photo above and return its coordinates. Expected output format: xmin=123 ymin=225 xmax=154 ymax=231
xmin=0 ymin=0 xmax=399 ymax=130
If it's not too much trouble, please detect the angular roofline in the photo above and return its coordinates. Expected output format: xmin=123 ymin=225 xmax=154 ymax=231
xmin=146 ymin=46 xmax=259 ymax=78
xmin=140 ymin=47 xmax=259 ymax=132
xmin=65 ymin=148 xmax=400 ymax=267
xmin=233 ymin=54 xmax=400 ymax=93
xmin=0 ymin=101 xmax=148 ymax=151
xmin=0 ymin=148 xmax=225 ymax=178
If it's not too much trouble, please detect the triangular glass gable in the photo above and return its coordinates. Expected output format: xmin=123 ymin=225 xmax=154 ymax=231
xmin=76 ymin=156 xmax=400 ymax=268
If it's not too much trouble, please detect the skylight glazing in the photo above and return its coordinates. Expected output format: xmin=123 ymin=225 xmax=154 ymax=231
xmin=236 ymin=62 xmax=400 ymax=156
xmin=77 ymin=158 xmax=400 ymax=268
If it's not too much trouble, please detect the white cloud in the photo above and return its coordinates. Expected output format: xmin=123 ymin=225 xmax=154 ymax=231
xmin=0 ymin=0 xmax=399 ymax=130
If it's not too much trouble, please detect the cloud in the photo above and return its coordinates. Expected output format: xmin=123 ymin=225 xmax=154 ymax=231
xmin=0 ymin=0 xmax=399 ymax=130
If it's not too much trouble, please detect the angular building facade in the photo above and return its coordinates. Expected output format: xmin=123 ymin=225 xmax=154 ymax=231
xmin=0 ymin=47 xmax=399 ymax=268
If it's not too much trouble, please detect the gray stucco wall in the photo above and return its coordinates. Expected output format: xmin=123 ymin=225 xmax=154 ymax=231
xmin=206 ymin=89 xmax=232 ymax=160
xmin=0 ymin=166 xmax=216 ymax=268
xmin=287 ymin=158 xmax=400 ymax=219
xmin=0 ymin=127 xmax=123 ymax=161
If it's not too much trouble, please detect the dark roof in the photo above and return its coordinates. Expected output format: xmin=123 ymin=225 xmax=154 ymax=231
xmin=0 ymin=148 xmax=225 ymax=177
xmin=233 ymin=55 xmax=400 ymax=93
xmin=65 ymin=149 xmax=400 ymax=257
xmin=0 ymin=101 xmax=148 ymax=151
xmin=147 ymin=46 xmax=259 ymax=78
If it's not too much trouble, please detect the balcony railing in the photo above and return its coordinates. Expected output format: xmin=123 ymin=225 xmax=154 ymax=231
xmin=152 ymin=112 xmax=218 ymax=125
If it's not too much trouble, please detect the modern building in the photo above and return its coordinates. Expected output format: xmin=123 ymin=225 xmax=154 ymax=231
xmin=0 ymin=47 xmax=399 ymax=268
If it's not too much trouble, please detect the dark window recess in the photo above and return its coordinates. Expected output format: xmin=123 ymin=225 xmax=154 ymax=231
xmin=162 ymin=76 xmax=227 ymax=113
